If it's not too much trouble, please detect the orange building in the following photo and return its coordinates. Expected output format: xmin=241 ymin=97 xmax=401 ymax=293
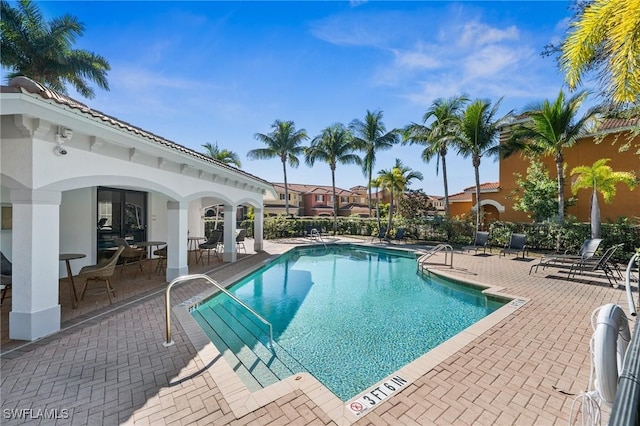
xmin=469 ymin=118 xmax=639 ymax=224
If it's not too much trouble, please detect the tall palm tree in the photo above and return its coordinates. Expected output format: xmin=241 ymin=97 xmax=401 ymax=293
xmin=571 ymin=158 xmax=637 ymax=238
xmin=304 ymin=124 xmax=360 ymax=234
xmin=503 ymin=90 xmax=601 ymax=222
xmin=561 ymin=0 xmax=640 ymax=105
xmin=0 ymin=0 xmax=110 ymax=99
xmin=370 ymin=176 xmax=383 ymax=229
xmin=403 ymin=95 xmax=468 ymax=219
xmin=247 ymin=120 xmax=308 ymax=216
xmin=457 ymin=98 xmax=508 ymax=231
xmin=377 ymin=159 xmax=423 ymax=234
xmin=349 ymin=110 xmax=399 ymax=217
xmin=202 ymin=142 xmax=242 ymax=167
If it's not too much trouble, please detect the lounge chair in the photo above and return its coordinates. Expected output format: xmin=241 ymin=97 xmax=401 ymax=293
xmin=373 ymin=227 xmax=387 ymax=242
xmin=499 ymin=233 xmax=527 ymax=259
xmin=1 ymin=251 xmax=12 ymax=305
xmin=529 ymin=238 xmax=602 ymax=274
xmin=78 ymin=246 xmax=124 ymax=304
xmin=462 ymin=231 xmax=490 ymax=255
xmin=198 ymin=230 xmax=223 ymax=265
xmin=392 ymin=228 xmax=406 ymax=244
xmin=567 ymin=243 xmax=624 ymax=286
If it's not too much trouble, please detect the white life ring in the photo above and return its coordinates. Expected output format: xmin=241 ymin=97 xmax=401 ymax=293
xmin=592 ymin=303 xmax=631 ymax=406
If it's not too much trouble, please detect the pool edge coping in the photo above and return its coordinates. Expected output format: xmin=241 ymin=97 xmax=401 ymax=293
xmin=173 ymin=245 xmax=529 ymax=425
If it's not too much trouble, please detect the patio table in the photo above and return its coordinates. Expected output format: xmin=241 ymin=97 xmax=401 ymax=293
xmin=188 ymin=236 xmax=205 ymax=264
xmin=59 ymin=253 xmax=86 ymax=309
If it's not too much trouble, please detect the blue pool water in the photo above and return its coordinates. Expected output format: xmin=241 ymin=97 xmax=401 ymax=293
xmin=192 ymin=244 xmax=505 ymax=401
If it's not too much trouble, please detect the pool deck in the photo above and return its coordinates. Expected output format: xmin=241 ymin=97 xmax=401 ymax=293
xmin=0 ymin=236 xmax=635 ymax=425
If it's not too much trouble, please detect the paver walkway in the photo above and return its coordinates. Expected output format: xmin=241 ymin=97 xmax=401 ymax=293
xmin=0 ymin=238 xmax=634 ymax=425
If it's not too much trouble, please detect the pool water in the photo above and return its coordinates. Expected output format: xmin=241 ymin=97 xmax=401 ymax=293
xmin=192 ymin=244 xmax=504 ymax=401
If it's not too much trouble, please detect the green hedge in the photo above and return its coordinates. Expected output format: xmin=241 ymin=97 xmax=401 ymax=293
xmin=228 ymin=216 xmax=640 ymax=261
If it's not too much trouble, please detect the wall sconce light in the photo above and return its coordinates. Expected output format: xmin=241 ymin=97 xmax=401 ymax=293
xmin=54 ymin=127 xmax=73 ymax=156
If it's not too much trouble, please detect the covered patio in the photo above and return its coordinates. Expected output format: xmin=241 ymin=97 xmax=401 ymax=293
xmin=0 ymin=76 xmax=275 ymax=342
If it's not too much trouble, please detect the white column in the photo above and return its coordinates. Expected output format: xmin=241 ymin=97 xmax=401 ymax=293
xmin=9 ymin=189 xmax=62 ymax=341
xmin=188 ymin=199 xmax=204 ymax=238
xmin=222 ymin=204 xmax=237 ymax=262
xmin=253 ymin=207 xmax=264 ymax=252
xmin=166 ymin=201 xmax=188 ymax=281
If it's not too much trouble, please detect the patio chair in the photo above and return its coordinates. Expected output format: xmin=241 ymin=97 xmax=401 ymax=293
xmin=499 ymin=233 xmax=527 ymax=259
xmin=529 ymin=238 xmax=602 ymax=274
xmin=1 ymin=251 xmax=12 ymax=305
xmin=78 ymin=246 xmax=124 ymax=304
xmin=114 ymin=238 xmax=146 ymax=277
xmin=236 ymin=229 xmax=247 ymax=253
xmin=373 ymin=227 xmax=387 ymax=242
xmin=567 ymin=243 xmax=624 ymax=286
xmin=462 ymin=231 xmax=490 ymax=255
xmin=199 ymin=230 xmax=223 ymax=265
xmin=392 ymin=228 xmax=406 ymax=244
xmin=153 ymin=245 xmax=167 ymax=275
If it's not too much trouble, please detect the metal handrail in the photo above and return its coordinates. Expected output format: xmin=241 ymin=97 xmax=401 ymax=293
xmin=417 ymin=244 xmax=454 ymax=271
xmin=163 ymin=274 xmax=274 ymax=350
xmin=608 ymin=253 xmax=639 ymax=425
xmin=309 ymin=228 xmax=327 ymax=248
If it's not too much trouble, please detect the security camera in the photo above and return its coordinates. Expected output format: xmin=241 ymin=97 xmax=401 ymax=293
xmin=53 ymin=144 xmax=68 ymax=156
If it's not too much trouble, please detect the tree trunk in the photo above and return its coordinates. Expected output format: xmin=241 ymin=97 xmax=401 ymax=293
xmin=331 ymin=168 xmax=338 ymax=235
xmin=282 ymin=160 xmax=290 ymax=216
xmin=555 ymin=156 xmax=565 ymax=222
xmin=368 ymin=169 xmax=373 ymax=217
xmin=591 ymin=187 xmax=601 ymax=239
xmin=387 ymin=191 xmax=393 ymax=237
xmin=441 ymin=153 xmax=451 ymax=219
xmin=474 ymin=155 xmax=481 ymax=232
xmin=376 ymin=190 xmax=381 ymax=229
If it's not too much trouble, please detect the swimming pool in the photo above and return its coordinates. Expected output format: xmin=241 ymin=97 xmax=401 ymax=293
xmin=191 ymin=244 xmax=505 ymax=401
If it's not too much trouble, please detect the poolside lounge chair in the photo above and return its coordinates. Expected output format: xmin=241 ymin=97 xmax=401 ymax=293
xmin=78 ymin=246 xmax=124 ymax=304
xmin=391 ymin=228 xmax=406 ymax=244
xmin=373 ymin=227 xmax=387 ymax=242
xmin=462 ymin=231 xmax=490 ymax=255
xmin=567 ymin=243 xmax=624 ymax=286
xmin=529 ymin=238 xmax=602 ymax=274
xmin=499 ymin=233 xmax=527 ymax=259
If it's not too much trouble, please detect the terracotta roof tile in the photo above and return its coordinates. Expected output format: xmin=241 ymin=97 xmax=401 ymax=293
xmin=463 ymin=182 xmax=500 ymax=192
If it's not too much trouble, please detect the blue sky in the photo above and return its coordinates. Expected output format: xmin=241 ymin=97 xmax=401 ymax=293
xmin=10 ymin=1 xmax=578 ymax=195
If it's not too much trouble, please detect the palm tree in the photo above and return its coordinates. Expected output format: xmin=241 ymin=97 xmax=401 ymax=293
xmin=561 ymin=0 xmax=640 ymax=105
xmin=571 ymin=158 xmax=637 ymax=238
xmin=349 ymin=110 xmax=399 ymax=217
xmin=247 ymin=120 xmax=308 ymax=216
xmin=377 ymin=159 xmax=423 ymax=235
xmin=457 ymin=98 xmax=508 ymax=231
xmin=202 ymin=142 xmax=242 ymax=167
xmin=304 ymin=124 xmax=360 ymax=234
xmin=370 ymin=176 xmax=383 ymax=229
xmin=403 ymin=95 xmax=468 ymax=219
xmin=503 ymin=90 xmax=601 ymax=222
xmin=0 ymin=0 xmax=110 ymax=99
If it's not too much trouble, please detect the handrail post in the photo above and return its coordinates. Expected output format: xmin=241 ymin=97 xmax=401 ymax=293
xmin=163 ymin=274 xmax=274 ymax=350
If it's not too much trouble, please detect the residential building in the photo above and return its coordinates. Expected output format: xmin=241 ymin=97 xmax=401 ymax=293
xmin=265 ymin=183 xmax=369 ymax=217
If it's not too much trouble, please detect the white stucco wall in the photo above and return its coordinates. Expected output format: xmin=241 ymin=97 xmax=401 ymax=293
xmin=59 ymin=187 xmax=94 ymax=274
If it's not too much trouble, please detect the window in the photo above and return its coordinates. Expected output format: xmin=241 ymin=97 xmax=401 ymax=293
xmin=279 ymin=193 xmax=291 ymax=200
xmin=316 ymin=195 xmax=324 ymax=202
xmin=329 ymin=195 xmax=334 ymax=202
xmin=341 ymin=196 xmax=349 ymax=203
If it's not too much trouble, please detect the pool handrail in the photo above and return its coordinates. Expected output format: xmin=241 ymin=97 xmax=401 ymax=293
xmin=417 ymin=244 xmax=454 ymax=271
xmin=163 ymin=274 xmax=274 ymax=350
xmin=608 ymin=253 xmax=639 ymax=425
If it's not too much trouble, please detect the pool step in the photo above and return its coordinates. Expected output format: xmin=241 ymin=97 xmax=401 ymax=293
xmin=191 ymin=300 xmax=307 ymax=391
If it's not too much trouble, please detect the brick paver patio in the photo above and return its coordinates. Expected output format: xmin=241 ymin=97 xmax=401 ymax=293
xmin=0 ymin=238 xmax=634 ymax=425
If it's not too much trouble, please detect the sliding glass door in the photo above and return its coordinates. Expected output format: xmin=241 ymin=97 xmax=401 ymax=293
xmin=97 ymin=187 xmax=147 ymax=259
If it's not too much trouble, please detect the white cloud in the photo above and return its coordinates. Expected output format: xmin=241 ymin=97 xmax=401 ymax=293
xmin=393 ymin=49 xmax=441 ymax=70
xmin=463 ymin=45 xmax=529 ymax=78
xmin=458 ymin=22 xmax=520 ymax=47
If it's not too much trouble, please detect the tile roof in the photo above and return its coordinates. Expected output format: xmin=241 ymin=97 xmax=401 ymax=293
xmin=463 ymin=182 xmax=500 ymax=192
xmin=598 ymin=117 xmax=639 ymax=132
xmin=441 ymin=191 xmax=472 ymax=202
xmin=272 ymin=182 xmax=361 ymax=196
xmin=2 ymin=76 xmax=271 ymax=186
